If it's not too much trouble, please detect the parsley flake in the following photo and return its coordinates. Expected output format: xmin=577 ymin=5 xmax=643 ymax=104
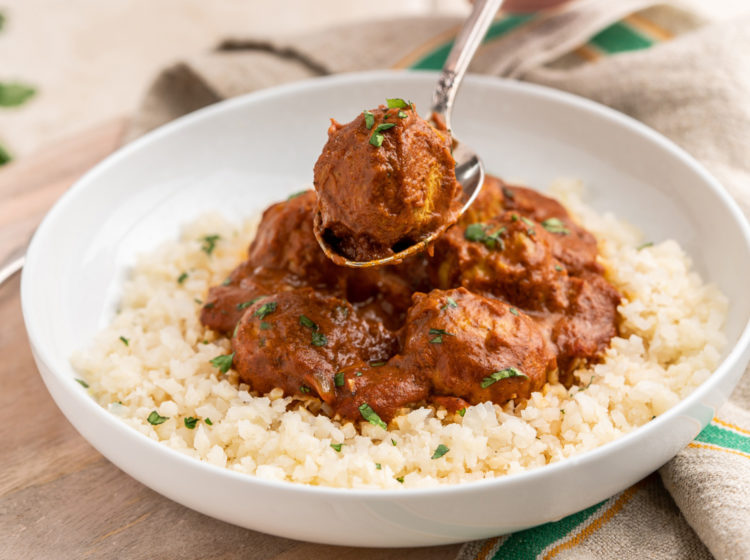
xmin=429 ymin=328 xmax=455 ymax=344
xmin=147 ymin=411 xmax=168 ymax=425
xmin=363 ymin=110 xmax=375 ymax=129
xmin=177 ymin=272 xmax=188 ymax=284
xmin=431 ymin=444 xmax=450 ymax=459
xmin=253 ymin=302 xmax=277 ymax=319
xmin=200 ymin=234 xmax=221 ymax=255
xmin=287 ymin=190 xmax=307 ymax=200
xmin=355 ymin=371 xmax=363 ymax=377
xmin=555 ymin=265 xmax=564 ymax=272
xmin=376 ymin=463 xmax=382 ymax=470
xmin=334 ymin=372 xmax=345 ymax=387
xmin=331 ymin=443 xmax=343 ymax=452
xmin=458 ymin=408 xmax=466 ymax=417
xmin=386 ymin=98 xmax=409 ymax=109
xmin=541 ymin=218 xmax=570 ymax=235
xmin=510 ymin=307 xmax=519 ymax=316
xmin=396 ymin=476 xmax=404 ymax=483
xmin=238 ymin=296 xmax=267 ymax=310
xmin=75 ymin=378 xmax=89 ymax=388
xmin=300 ymin=385 xmax=311 ymax=394
xmin=481 ymin=367 xmax=528 ymax=388
xmin=441 ymin=297 xmax=458 ymax=310
xmin=358 ymin=403 xmax=387 ymax=430
xmin=637 ymin=241 xmax=654 ymax=250
xmin=205 ymin=418 xmax=213 ymax=426
xmin=464 ymin=223 xmax=505 ymax=250
xmin=369 ymin=360 xmax=386 ymax=367
xmin=391 ymin=439 xmax=397 ymax=446
xmin=397 ymin=110 xmax=408 ymax=118
xmin=119 ymin=336 xmax=129 ymax=346
xmin=299 ymin=315 xmax=317 ymax=329
xmin=210 ymin=353 xmax=234 ymax=373
xmin=184 ymin=417 xmax=198 ymax=429
xmin=260 ymin=321 xmax=272 ymax=330
xmin=311 ymin=331 xmax=328 ymax=347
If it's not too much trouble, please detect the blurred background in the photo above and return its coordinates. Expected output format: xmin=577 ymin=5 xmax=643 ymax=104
xmin=0 ymin=0 xmax=747 ymax=165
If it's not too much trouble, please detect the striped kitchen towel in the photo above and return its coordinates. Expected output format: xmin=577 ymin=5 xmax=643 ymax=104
xmin=127 ymin=2 xmax=750 ymax=558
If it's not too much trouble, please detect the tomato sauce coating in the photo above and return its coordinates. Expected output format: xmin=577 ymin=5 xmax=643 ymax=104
xmin=200 ymin=177 xmax=620 ymax=425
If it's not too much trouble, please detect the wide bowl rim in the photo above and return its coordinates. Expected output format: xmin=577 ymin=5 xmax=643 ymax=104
xmin=21 ymin=69 xmax=750 ymax=500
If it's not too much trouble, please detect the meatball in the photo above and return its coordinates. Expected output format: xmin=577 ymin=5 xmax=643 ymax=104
xmin=399 ymin=288 xmax=557 ymax=406
xmin=430 ymin=211 xmax=570 ymax=311
xmin=313 ymin=102 xmax=462 ymax=262
xmin=232 ymin=288 xmax=397 ymax=404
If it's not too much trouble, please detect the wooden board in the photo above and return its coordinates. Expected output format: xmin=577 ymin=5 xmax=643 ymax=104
xmin=0 ymin=120 xmax=462 ymax=560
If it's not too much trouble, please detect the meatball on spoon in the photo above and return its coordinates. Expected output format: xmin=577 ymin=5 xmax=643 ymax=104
xmin=314 ymin=0 xmax=503 ymax=268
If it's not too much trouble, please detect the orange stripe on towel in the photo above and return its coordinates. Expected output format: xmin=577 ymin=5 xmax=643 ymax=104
xmin=688 ymin=442 xmax=750 ymax=459
xmin=713 ymin=417 xmax=750 ymax=436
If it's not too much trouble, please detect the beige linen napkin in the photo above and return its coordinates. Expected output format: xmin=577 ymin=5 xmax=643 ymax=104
xmin=128 ymin=2 xmax=750 ymax=559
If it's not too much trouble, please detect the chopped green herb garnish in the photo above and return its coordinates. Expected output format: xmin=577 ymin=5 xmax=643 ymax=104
xmin=561 ymin=409 xmax=566 ymax=415
xmin=260 ymin=321 xmax=272 ymax=330
xmin=311 ymin=331 xmax=328 ymax=347
xmin=253 ymin=302 xmax=277 ymax=319
xmin=0 ymin=82 xmax=36 ymax=107
xmin=376 ymin=463 xmax=382 ymax=470
xmin=397 ymin=110 xmax=408 ymax=118
xmin=177 ymin=272 xmax=188 ymax=284
xmin=441 ymin=297 xmax=458 ymax=310
xmin=204 ymin=302 xmax=215 ymax=309
xmin=355 ymin=371 xmax=363 ymax=377
xmin=334 ymin=372 xmax=345 ymax=387
xmin=520 ymin=217 xmax=534 ymax=227
xmin=232 ymin=323 xmax=240 ymax=338
xmin=300 ymin=385 xmax=311 ymax=394
xmin=396 ymin=476 xmax=404 ymax=483
xmin=200 ymin=234 xmax=221 ymax=255
xmin=299 ymin=314 xmax=317 ymax=329
xmin=511 ymin=214 xmax=519 ymax=222
xmin=210 ymin=353 xmax=234 ymax=373
xmin=391 ymin=439 xmax=397 ymax=446
xmin=509 ymin=307 xmax=519 ymax=316
xmin=541 ymin=218 xmax=570 ymax=235
xmin=369 ymin=360 xmax=386 ymax=367
xmin=429 ymin=328 xmax=455 ymax=344
xmin=205 ymin=417 xmax=213 ymax=425
xmin=287 ymin=190 xmax=307 ymax=200
xmin=330 ymin=443 xmax=343 ymax=452
xmin=358 ymin=403 xmax=387 ymax=430
xmin=119 ymin=336 xmax=129 ymax=346
xmin=555 ymin=264 xmax=564 ymax=272
xmin=370 ymin=132 xmax=384 ymax=147
xmin=431 ymin=444 xmax=450 ymax=459
xmin=75 ymin=378 xmax=89 ymax=388
xmin=480 ymin=367 xmax=528 ymax=388
xmin=637 ymin=241 xmax=654 ymax=250
xmin=184 ymin=417 xmax=198 ymax=429
xmin=194 ymin=298 xmax=203 ymax=305
xmin=237 ymin=296 xmax=267 ymax=310
xmin=375 ymin=123 xmax=396 ymax=132
xmin=147 ymin=411 xmax=168 ymax=425
xmin=464 ymin=222 xmax=505 ymax=250
xmin=386 ymin=98 xmax=409 ymax=109
xmin=363 ymin=110 xmax=375 ymax=129
xmin=458 ymin=408 xmax=466 ymax=417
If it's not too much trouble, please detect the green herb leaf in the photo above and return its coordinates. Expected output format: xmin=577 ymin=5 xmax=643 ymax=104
xmin=147 ymin=411 xmax=168 ymax=425
xmin=509 ymin=307 xmax=519 ymax=316
xmin=521 ymin=217 xmax=535 ymax=227
xmin=441 ymin=297 xmax=458 ymax=310
xmin=458 ymin=408 xmax=466 ymax=417
xmin=429 ymin=327 xmax=455 ymax=344
xmin=300 ymin=385 xmax=311 ymax=394
xmin=253 ymin=302 xmax=277 ymax=319
xmin=397 ymin=110 xmax=408 ymax=119
xmin=369 ymin=132 xmax=384 ymax=147
xmin=194 ymin=298 xmax=203 ymax=305
xmin=205 ymin=418 xmax=213 ymax=425
xmin=210 ymin=353 xmax=234 ymax=373
xmin=555 ymin=264 xmax=564 ymax=272
xmin=541 ymin=217 xmax=570 ymax=235
xmin=386 ymin=98 xmax=409 ymax=109
xmin=511 ymin=214 xmax=519 ymax=222
xmin=355 ymin=371 xmax=363 ymax=377
xmin=363 ymin=110 xmax=375 ymax=129
xmin=376 ymin=462 xmax=382 ymax=470
xmin=396 ymin=476 xmax=404 ymax=483
xmin=331 ymin=443 xmax=343 ymax=452
xmin=464 ymin=223 xmax=486 ymax=242
xmin=232 ymin=322 xmax=240 ymax=338
xmin=481 ymin=367 xmax=528 ymax=388
xmin=637 ymin=241 xmax=654 ymax=250
xmin=204 ymin=302 xmax=215 ymax=309
xmin=200 ymin=234 xmax=221 ymax=255
xmin=0 ymin=12 xmax=5 ymax=32
xmin=334 ymin=372 xmax=345 ymax=387
xmin=287 ymin=190 xmax=307 ymax=200
xmin=375 ymin=123 xmax=396 ymax=132
xmin=237 ymin=295 xmax=266 ymax=310
xmin=369 ymin=360 xmax=386 ymax=367
xmin=358 ymin=403 xmax=387 ymax=430
xmin=75 ymin=378 xmax=89 ymax=388
xmin=311 ymin=331 xmax=328 ymax=347
xmin=391 ymin=438 xmax=397 ymax=446
xmin=177 ymin=272 xmax=188 ymax=284
xmin=184 ymin=417 xmax=198 ymax=429
xmin=299 ymin=314 xmax=317 ymax=330
xmin=259 ymin=321 xmax=272 ymax=330
xmin=431 ymin=444 xmax=450 ymax=459
xmin=0 ymin=82 xmax=36 ymax=107
xmin=119 ymin=336 xmax=129 ymax=346
xmin=464 ymin=223 xmax=505 ymax=250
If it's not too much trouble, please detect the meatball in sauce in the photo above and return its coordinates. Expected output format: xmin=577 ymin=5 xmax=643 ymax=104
xmin=200 ymin=176 xmax=620 ymax=426
xmin=313 ymin=100 xmax=463 ymax=263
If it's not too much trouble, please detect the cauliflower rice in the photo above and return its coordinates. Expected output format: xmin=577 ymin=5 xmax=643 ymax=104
xmin=71 ymin=180 xmax=728 ymax=488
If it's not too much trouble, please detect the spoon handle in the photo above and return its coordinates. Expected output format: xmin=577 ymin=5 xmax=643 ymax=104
xmin=431 ymin=0 xmax=505 ymax=129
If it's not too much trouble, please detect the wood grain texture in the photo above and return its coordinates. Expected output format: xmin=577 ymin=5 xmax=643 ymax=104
xmin=0 ymin=122 xmax=463 ymax=560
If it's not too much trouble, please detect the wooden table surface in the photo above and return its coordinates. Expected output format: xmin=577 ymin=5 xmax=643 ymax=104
xmin=0 ymin=121 xmax=462 ymax=560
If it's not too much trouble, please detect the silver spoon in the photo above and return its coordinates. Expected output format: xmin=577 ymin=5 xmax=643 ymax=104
xmin=316 ymin=0 xmax=504 ymax=268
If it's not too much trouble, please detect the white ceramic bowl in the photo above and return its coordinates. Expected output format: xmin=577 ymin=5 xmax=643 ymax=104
xmin=22 ymin=71 xmax=750 ymax=547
